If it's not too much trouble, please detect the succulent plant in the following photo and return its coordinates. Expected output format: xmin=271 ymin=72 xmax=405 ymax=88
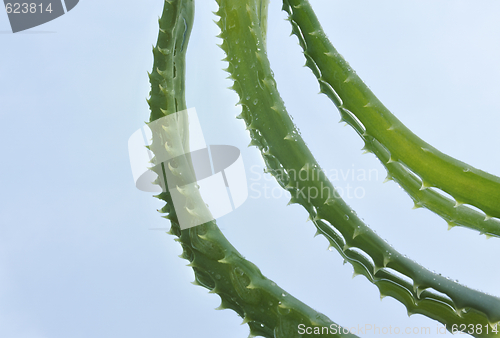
xmin=144 ymin=0 xmax=500 ymax=337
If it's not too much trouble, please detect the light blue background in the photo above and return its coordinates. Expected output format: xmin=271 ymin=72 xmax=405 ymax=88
xmin=1 ymin=1 xmax=499 ymax=337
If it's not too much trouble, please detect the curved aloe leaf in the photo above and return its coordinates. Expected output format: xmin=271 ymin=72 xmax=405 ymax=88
xmin=282 ymin=0 xmax=500 ymax=237
xmin=146 ymin=1 xmax=357 ymax=337
xmin=215 ymin=0 xmax=500 ymax=335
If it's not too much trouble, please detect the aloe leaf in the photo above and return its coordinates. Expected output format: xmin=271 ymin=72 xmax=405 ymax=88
xmin=282 ymin=0 xmax=500 ymax=237
xmin=216 ymin=0 xmax=500 ymax=335
xmin=146 ymin=1 xmax=357 ymax=337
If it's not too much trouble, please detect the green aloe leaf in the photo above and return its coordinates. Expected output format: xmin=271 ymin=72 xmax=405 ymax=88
xmin=282 ymin=0 xmax=500 ymax=237
xmin=215 ymin=0 xmax=500 ymax=335
xmin=146 ymin=1 xmax=357 ymax=337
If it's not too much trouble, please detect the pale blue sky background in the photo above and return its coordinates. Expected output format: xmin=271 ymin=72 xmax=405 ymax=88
xmin=1 ymin=1 xmax=499 ymax=337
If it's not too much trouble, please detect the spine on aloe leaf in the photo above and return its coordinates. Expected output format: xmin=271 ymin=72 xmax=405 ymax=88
xmin=282 ymin=0 xmax=500 ymax=238
xmin=147 ymin=1 xmax=357 ymax=337
xmin=216 ymin=0 xmax=500 ymax=335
